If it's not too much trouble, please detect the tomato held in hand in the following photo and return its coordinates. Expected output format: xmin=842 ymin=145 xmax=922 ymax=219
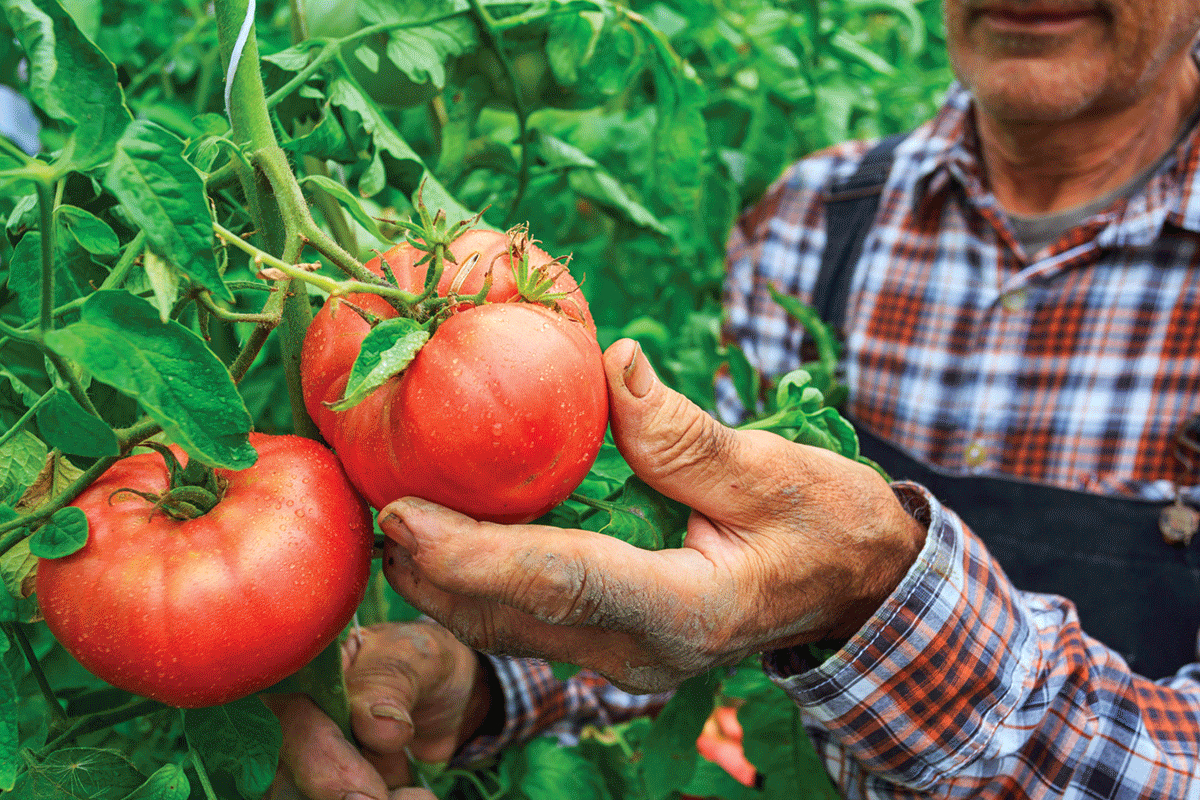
xmin=301 ymin=227 xmax=608 ymax=523
xmin=36 ymin=433 xmax=374 ymax=709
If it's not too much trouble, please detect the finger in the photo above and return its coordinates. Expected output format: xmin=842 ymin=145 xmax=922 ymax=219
xmin=379 ymin=499 xmax=718 ymax=635
xmin=388 ymin=790 xmax=437 ymax=800
xmin=602 ymin=339 xmax=761 ymax=519
xmin=379 ymin=537 xmax=709 ymax=693
xmin=264 ymin=693 xmax=390 ymax=800
xmin=344 ymin=626 xmax=420 ymax=757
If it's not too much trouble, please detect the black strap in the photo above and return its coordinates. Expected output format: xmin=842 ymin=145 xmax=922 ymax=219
xmin=812 ymin=133 xmax=907 ymax=335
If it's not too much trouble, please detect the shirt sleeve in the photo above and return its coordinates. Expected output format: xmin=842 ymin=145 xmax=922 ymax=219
xmin=765 ymin=482 xmax=1200 ymax=798
xmin=453 ymin=660 xmax=671 ymax=766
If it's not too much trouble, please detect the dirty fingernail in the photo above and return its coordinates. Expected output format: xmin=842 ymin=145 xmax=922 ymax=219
xmin=369 ymin=702 xmax=414 ymax=731
xmin=623 ymin=342 xmax=657 ymax=398
xmin=379 ymin=513 xmax=418 ymax=554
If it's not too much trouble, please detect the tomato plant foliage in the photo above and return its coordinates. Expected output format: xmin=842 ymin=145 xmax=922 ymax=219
xmin=0 ymin=0 xmax=950 ymax=797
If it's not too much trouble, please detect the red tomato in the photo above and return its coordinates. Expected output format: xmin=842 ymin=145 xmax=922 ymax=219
xmin=301 ymin=229 xmax=608 ymax=523
xmin=36 ymin=433 xmax=374 ymax=708
xmin=694 ymin=705 xmax=758 ymax=788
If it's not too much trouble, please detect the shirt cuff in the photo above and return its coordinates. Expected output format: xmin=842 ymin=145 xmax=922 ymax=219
xmin=761 ymin=481 xmax=1036 ymax=788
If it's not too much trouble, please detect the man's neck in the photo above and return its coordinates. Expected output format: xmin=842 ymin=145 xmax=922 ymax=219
xmin=977 ymin=58 xmax=1200 ymax=216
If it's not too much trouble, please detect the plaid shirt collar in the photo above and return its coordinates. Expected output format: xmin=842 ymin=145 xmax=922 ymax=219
xmin=908 ymin=80 xmax=1200 ymax=252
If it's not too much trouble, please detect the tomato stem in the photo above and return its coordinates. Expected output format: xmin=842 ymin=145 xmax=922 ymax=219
xmin=189 ymin=746 xmax=221 ymax=800
xmin=4 ymin=623 xmax=68 ymax=728
xmin=37 ymin=698 xmax=166 ymax=758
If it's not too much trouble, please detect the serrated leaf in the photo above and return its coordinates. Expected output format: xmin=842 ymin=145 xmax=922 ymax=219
xmin=35 ymin=391 xmax=119 ymax=458
xmin=0 ymin=633 xmax=16 ymax=790
xmin=358 ymin=0 xmax=476 ymax=87
xmin=328 ymin=317 xmax=429 ymax=412
xmin=30 ymin=505 xmax=87 ymax=559
xmin=9 ymin=747 xmax=145 ymax=800
xmin=261 ymin=42 xmax=314 ymax=71
xmin=282 ymin=106 xmax=355 ymax=162
xmin=184 ymin=697 xmax=282 ymax=800
xmin=0 ymin=429 xmax=47 ymax=501
xmin=299 ymin=174 xmax=390 ymax=246
xmin=580 ymin=475 xmax=689 ymax=551
xmin=2 ymin=0 xmax=132 ymax=169
xmin=104 ymin=120 xmax=228 ymax=302
xmin=43 ymin=291 xmax=255 ymax=469
xmin=141 ymin=250 xmax=179 ymax=323
xmin=533 ymin=131 xmax=670 ymax=235
xmin=328 ymin=77 xmax=477 ymax=224
xmin=638 ymin=668 xmax=720 ymax=799
xmin=119 ymin=763 xmax=190 ymax=800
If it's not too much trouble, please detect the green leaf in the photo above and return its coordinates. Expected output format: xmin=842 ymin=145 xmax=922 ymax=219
xmin=57 ymin=206 xmax=119 ymax=258
xmin=549 ymin=661 xmax=582 ymax=681
xmin=119 ymin=764 xmax=190 ymax=800
xmin=724 ymin=665 xmax=839 ymax=799
xmin=768 ymin=286 xmax=841 ymax=381
xmin=328 ymin=77 xmax=476 ymax=224
xmin=638 ymin=667 xmax=720 ymax=799
xmin=0 ymin=537 xmax=38 ymax=624
xmin=580 ymin=476 xmax=689 ymax=551
xmin=532 ymin=131 xmax=669 ymax=235
xmin=726 ymin=344 xmax=758 ymax=415
xmin=104 ymin=120 xmax=228 ymax=302
xmin=29 ymin=505 xmax=87 ymax=558
xmin=299 ymin=174 xmax=391 ymax=246
xmin=2 ymin=0 xmax=132 ymax=169
xmin=184 ymin=697 xmax=282 ymax=800
xmin=328 ymin=317 xmax=429 ymax=412
xmin=9 ymin=229 xmax=107 ymax=322
xmin=0 ymin=429 xmax=47 ymax=501
xmin=0 ymin=632 xmax=17 ymax=791
xmin=35 ymin=391 xmax=119 ymax=458
xmin=499 ymin=737 xmax=612 ymax=800
xmin=43 ymin=291 xmax=256 ymax=470
xmin=358 ymin=0 xmax=476 ymax=86
xmin=281 ymin=105 xmax=355 ymax=162
xmin=9 ymin=747 xmax=145 ymax=800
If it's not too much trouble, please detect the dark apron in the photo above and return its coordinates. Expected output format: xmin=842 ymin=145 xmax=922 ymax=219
xmin=814 ymin=135 xmax=1200 ymax=679
xmin=855 ymin=422 xmax=1200 ymax=680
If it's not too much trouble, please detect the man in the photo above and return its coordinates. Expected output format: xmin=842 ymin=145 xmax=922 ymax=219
xmin=270 ymin=1 xmax=1200 ymax=797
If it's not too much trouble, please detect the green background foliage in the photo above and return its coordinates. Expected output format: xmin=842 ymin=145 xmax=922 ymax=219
xmin=0 ymin=0 xmax=952 ymax=797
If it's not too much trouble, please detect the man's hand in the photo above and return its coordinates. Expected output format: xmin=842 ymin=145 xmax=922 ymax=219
xmin=265 ymin=620 xmax=489 ymax=800
xmin=377 ymin=338 xmax=927 ymax=694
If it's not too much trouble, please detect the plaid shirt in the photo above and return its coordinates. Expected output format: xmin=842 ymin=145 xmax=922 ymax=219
xmin=459 ymin=81 xmax=1200 ymax=798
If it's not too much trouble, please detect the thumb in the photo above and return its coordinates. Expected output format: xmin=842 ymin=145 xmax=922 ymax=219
xmin=603 ymin=338 xmax=760 ymax=519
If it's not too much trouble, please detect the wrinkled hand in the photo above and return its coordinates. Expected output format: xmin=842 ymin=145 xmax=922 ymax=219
xmin=265 ymin=620 xmax=489 ymax=800
xmin=377 ymin=338 xmax=927 ymax=694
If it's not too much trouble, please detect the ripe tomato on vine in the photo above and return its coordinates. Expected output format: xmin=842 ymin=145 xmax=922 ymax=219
xmin=36 ymin=433 xmax=374 ymax=709
xmin=301 ymin=224 xmax=609 ymax=524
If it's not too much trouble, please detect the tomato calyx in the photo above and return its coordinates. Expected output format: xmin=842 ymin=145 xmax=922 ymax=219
xmin=507 ymin=224 xmax=578 ymax=311
xmin=389 ymin=186 xmax=488 ymax=326
xmin=109 ymin=442 xmax=228 ymax=521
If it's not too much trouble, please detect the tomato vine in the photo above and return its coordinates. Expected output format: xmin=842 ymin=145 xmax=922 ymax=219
xmin=0 ymin=0 xmax=951 ymax=796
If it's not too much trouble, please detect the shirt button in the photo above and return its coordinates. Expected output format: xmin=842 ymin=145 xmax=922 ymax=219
xmin=1001 ymin=289 xmax=1028 ymax=311
xmin=965 ymin=440 xmax=988 ymax=468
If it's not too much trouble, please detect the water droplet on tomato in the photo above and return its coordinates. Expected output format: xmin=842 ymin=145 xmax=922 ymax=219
xmin=492 ymin=423 xmax=503 ymax=437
